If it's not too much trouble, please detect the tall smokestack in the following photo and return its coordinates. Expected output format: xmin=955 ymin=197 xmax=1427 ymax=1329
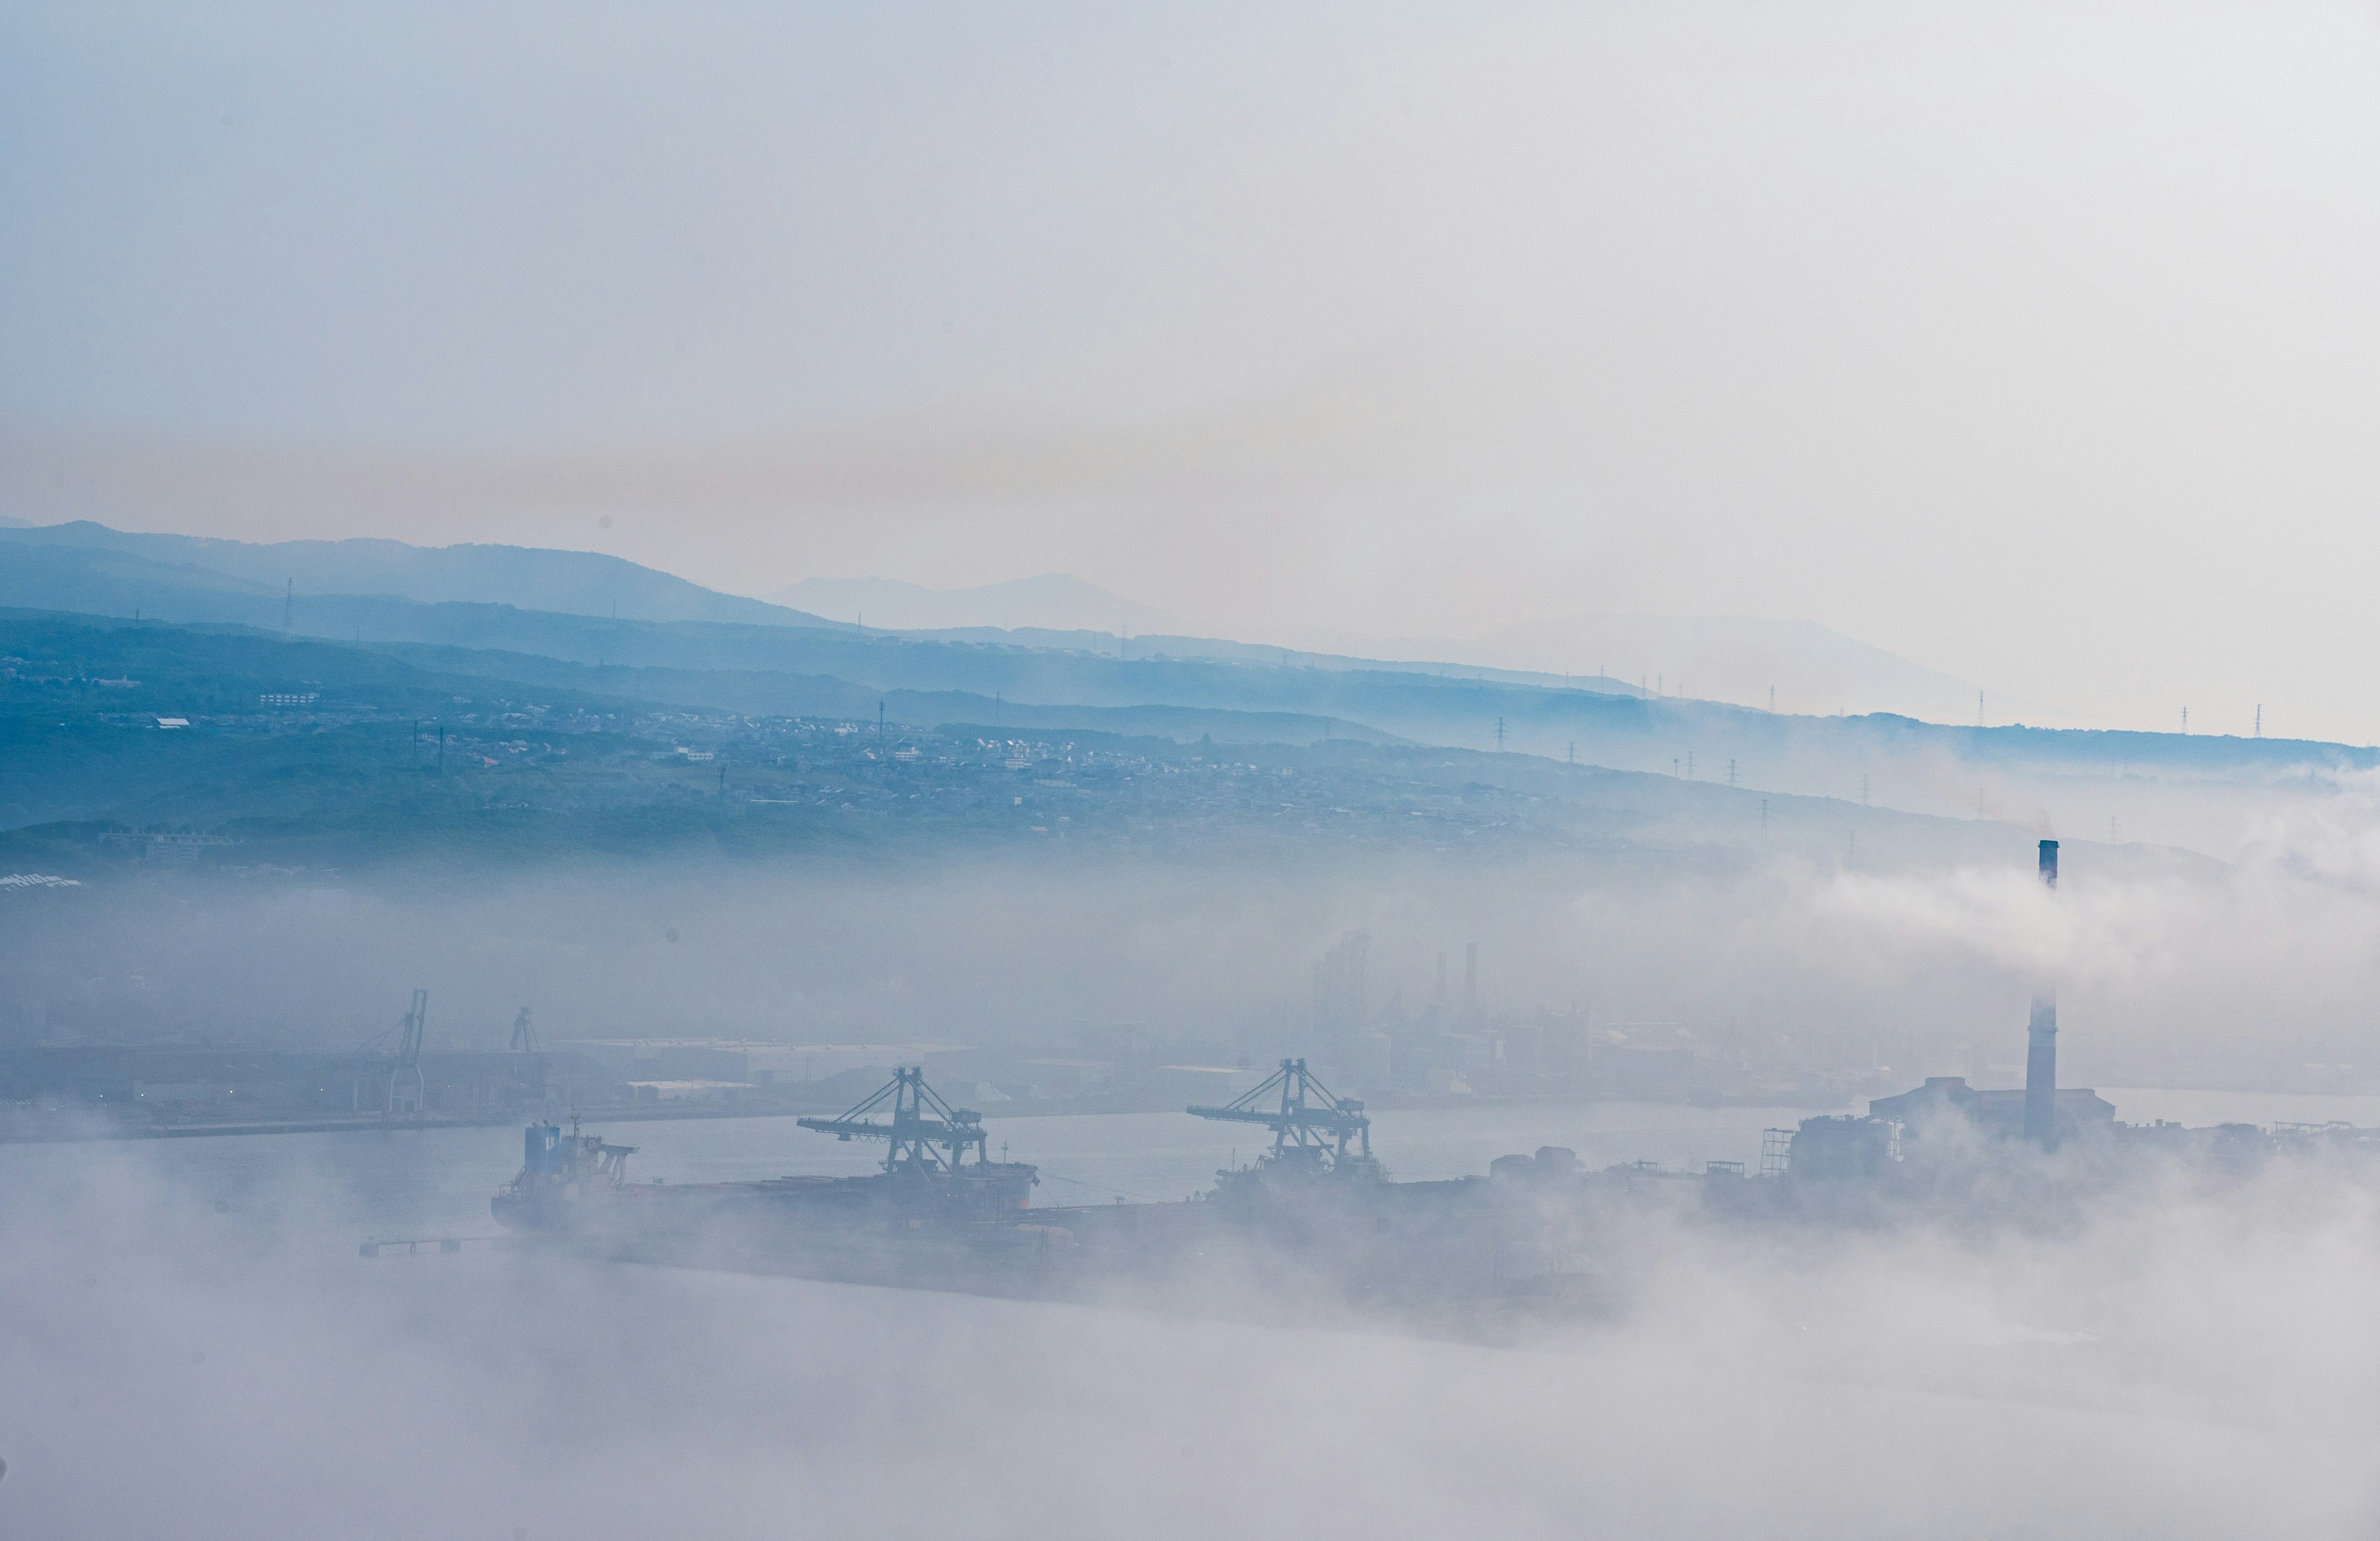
xmin=2022 ymin=839 xmax=2059 ymax=1147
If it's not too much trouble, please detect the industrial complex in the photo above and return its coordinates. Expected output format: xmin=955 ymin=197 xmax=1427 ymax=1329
xmin=476 ymin=844 xmax=2379 ymax=1331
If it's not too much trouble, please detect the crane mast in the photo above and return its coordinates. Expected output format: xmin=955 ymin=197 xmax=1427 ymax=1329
xmin=508 ymin=1006 xmax=548 ymax=1107
xmin=1189 ymin=1058 xmax=1375 ymax=1175
xmin=798 ymin=1066 xmax=990 ymax=1174
xmin=365 ymin=988 xmax=429 ymax=1116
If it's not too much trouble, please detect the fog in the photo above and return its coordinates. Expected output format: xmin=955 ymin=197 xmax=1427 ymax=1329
xmin=11 ymin=784 xmax=2380 ymax=1530
xmin=4 ymin=1126 xmax=2378 ymax=1537
xmin=14 ymin=1 xmax=2380 ymax=1532
xmin=13 ymin=819 xmax=2380 ymax=1078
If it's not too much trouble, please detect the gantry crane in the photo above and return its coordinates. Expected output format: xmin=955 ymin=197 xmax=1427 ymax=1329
xmin=798 ymin=1066 xmax=991 ymax=1174
xmin=391 ymin=988 xmax=427 ymax=1115
xmin=1189 ymin=1058 xmax=1377 ymax=1177
xmin=358 ymin=988 xmax=430 ymax=1116
xmin=508 ymin=1006 xmax=548 ymax=1106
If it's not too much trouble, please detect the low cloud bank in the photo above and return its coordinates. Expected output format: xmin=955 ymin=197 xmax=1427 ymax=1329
xmin=1 ymin=1139 xmax=2376 ymax=1538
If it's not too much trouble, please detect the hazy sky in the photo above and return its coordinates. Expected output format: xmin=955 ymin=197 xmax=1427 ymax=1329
xmin=7 ymin=1 xmax=2380 ymax=736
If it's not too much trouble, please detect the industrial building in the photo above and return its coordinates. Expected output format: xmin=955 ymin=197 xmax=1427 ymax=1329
xmin=0 ymin=1046 xmax=627 ymax=1124
xmin=1866 ymin=1075 xmax=2116 ymax=1147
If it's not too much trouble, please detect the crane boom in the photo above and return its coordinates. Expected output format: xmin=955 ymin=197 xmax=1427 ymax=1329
xmin=1189 ymin=1058 xmax=1373 ymax=1168
xmin=397 ymin=989 xmax=427 ymax=1069
xmin=798 ymin=1067 xmax=989 ymax=1174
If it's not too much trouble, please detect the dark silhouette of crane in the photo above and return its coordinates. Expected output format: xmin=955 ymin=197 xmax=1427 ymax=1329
xmin=508 ymin=1007 xmax=547 ymax=1107
xmin=798 ymin=1067 xmax=990 ymax=1173
xmin=358 ymin=989 xmax=430 ymax=1116
xmin=1190 ymin=1058 xmax=1375 ymax=1177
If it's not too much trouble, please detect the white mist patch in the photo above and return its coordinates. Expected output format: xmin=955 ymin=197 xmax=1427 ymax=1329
xmin=2238 ymin=767 xmax=2380 ymax=893
xmin=1806 ymin=862 xmax=2243 ymax=986
xmin=1810 ymin=846 xmax=2380 ymax=1000
xmin=4 ymin=1141 xmax=2380 ymax=1537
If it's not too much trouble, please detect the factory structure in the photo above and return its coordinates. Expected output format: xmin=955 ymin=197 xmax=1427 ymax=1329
xmin=475 ymin=841 xmax=2380 ymax=1332
xmin=11 ymin=834 xmax=2361 ymax=1317
xmin=0 ymin=1040 xmax=627 ymax=1129
xmin=1768 ymin=837 xmax=2380 ymax=1184
xmin=0 ymin=996 xmax=624 ymax=1135
xmin=1783 ymin=839 xmax=2100 ymax=1175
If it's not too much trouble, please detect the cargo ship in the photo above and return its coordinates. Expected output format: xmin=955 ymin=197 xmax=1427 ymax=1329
xmin=491 ymin=1067 xmax=1078 ymax=1290
xmin=492 ymin=1045 xmax=2380 ymax=1335
xmin=491 ymin=1059 xmax=1590 ymax=1323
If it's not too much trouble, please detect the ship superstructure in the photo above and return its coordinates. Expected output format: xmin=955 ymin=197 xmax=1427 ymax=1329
xmin=1190 ymin=1057 xmax=1383 ymax=1198
xmin=485 ymin=1023 xmax=2375 ymax=1334
xmin=491 ymin=1069 xmax=1043 ymax=1286
xmin=491 ymin=1117 xmax=638 ymax=1229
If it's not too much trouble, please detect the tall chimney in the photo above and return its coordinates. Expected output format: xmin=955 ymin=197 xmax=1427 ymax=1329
xmin=2022 ymin=840 xmax=2060 ymax=1147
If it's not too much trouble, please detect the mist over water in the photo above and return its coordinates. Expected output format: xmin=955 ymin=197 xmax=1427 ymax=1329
xmin=12 ymin=1 xmax=2380 ymax=1533
xmin=17 ymin=829 xmax=2380 ymax=1085
xmin=9 ymin=826 xmax=2380 ymax=1536
xmin=6 ymin=1118 xmax=2379 ymax=1539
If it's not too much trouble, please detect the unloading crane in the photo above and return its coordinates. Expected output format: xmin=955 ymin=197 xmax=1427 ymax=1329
xmin=1189 ymin=1058 xmax=1375 ymax=1173
xmin=508 ymin=1006 xmax=548 ymax=1106
xmin=798 ymin=1067 xmax=992 ymax=1175
xmin=357 ymin=989 xmax=430 ymax=1116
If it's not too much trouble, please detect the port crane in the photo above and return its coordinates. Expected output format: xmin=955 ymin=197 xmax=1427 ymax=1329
xmin=798 ymin=1067 xmax=992 ymax=1174
xmin=1189 ymin=1058 xmax=1376 ymax=1175
xmin=358 ymin=989 xmax=430 ymax=1116
xmin=508 ymin=1006 xmax=548 ymax=1106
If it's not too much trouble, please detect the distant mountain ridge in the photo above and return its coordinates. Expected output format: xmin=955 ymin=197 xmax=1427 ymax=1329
xmin=1355 ymin=612 xmax=2068 ymax=728
xmin=0 ymin=521 xmax=2037 ymax=725
xmin=767 ymin=572 xmax=1192 ymax=635
xmin=764 ymin=573 xmax=2050 ymax=725
xmin=0 ymin=518 xmax=2360 ymax=854
xmin=0 ymin=524 xmax=1652 ymax=704
xmin=1200 ymin=612 xmax=2060 ymax=728
xmin=0 ymin=521 xmax=833 ymax=630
